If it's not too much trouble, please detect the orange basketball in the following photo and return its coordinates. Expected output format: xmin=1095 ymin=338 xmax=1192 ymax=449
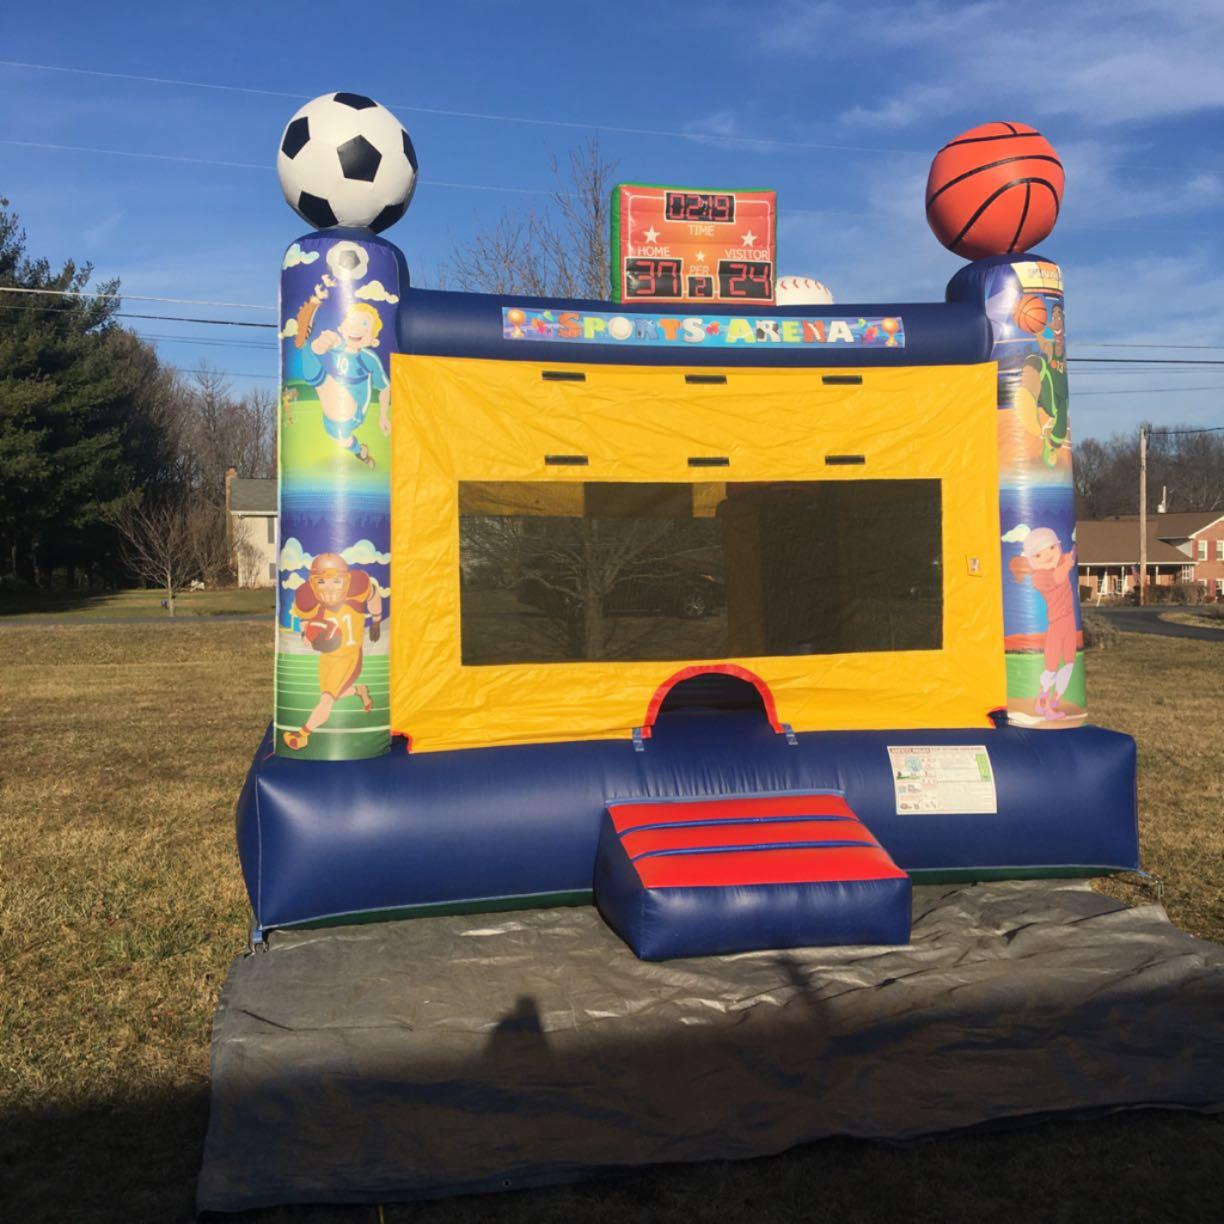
xmin=1012 ymin=293 xmax=1048 ymax=335
xmin=926 ymin=122 xmax=1064 ymax=260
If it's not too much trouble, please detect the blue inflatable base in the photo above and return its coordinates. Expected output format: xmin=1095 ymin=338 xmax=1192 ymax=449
xmin=237 ymin=710 xmax=1139 ymax=936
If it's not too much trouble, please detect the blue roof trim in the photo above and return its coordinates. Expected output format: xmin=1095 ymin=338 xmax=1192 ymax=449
xmin=397 ymin=287 xmax=993 ymax=368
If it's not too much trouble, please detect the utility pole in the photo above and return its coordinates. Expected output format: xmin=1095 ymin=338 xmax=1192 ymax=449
xmin=1138 ymin=425 xmax=1147 ymax=606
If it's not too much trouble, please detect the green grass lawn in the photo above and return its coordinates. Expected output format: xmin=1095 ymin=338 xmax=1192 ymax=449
xmin=1 ymin=624 xmax=1221 ymax=1222
xmin=0 ymin=586 xmax=275 ymax=620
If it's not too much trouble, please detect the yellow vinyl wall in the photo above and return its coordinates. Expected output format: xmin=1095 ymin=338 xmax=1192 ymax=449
xmin=390 ymin=356 xmax=1004 ymax=753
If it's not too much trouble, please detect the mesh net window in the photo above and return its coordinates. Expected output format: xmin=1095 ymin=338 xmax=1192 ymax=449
xmin=458 ymin=480 xmax=942 ymax=665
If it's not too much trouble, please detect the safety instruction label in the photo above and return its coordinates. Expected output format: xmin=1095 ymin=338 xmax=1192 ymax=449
xmin=887 ymin=745 xmax=998 ymax=815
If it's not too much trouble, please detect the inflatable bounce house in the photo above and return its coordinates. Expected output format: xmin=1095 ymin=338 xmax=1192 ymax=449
xmin=199 ymin=96 xmax=1224 ymax=1215
xmin=238 ymin=100 xmax=1137 ymax=959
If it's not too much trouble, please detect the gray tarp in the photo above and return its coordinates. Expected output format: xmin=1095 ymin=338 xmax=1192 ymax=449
xmin=198 ymin=882 xmax=1224 ymax=1213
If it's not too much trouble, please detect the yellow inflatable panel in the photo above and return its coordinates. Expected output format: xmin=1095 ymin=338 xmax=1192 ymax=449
xmin=390 ymin=355 xmax=1004 ymax=753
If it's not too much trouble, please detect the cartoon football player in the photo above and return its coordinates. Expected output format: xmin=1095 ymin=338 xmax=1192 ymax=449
xmin=293 ymin=293 xmax=391 ymax=468
xmin=1015 ymin=300 xmax=1068 ymax=468
xmin=1009 ymin=526 xmax=1077 ymax=720
xmin=282 ymin=553 xmax=382 ymax=751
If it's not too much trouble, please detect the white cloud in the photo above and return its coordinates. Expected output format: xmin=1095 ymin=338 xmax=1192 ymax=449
xmin=1001 ymin=524 xmax=1032 ymax=544
xmin=341 ymin=539 xmax=391 ymax=566
xmin=354 ymin=280 xmax=399 ymax=304
xmin=279 ymin=317 xmax=298 ymax=339
xmin=279 ymin=537 xmax=313 ymax=572
xmin=281 ymin=573 xmax=306 ymax=590
xmin=747 ymin=1 xmax=1224 ymax=131
xmin=82 ymin=209 xmax=127 ymax=246
xmin=282 ymin=242 xmax=319 ymax=269
xmin=680 ymin=109 xmax=791 ymax=155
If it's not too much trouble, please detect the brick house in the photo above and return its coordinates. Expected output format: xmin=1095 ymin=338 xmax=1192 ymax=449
xmin=1077 ymin=511 xmax=1224 ymax=600
xmin=225 ymin=470 xmax=278 ymax=588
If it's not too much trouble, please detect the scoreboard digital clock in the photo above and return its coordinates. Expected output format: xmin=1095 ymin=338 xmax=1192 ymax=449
xmin=611 ymin=183 xmax=777 ymax=305
xmin=665 ymin=191 xmax=736 ymax=223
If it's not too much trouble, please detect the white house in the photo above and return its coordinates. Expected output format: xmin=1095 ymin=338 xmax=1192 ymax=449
xmin=225 ymin=470 xmax=278 ymax=588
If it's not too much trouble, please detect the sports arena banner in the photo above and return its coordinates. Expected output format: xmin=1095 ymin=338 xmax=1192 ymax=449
xmin=501 ymin=307 xmax=904 ymax=349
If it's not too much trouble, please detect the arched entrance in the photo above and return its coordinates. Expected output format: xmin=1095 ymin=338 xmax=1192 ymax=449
xmin=639 ymin=664 xmax=783 ymax=740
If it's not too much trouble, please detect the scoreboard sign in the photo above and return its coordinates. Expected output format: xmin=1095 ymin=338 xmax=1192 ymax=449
xmin=611 ymin=183 xmax=777 ymax=305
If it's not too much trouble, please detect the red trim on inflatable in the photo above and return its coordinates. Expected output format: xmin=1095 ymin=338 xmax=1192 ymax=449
xmin=635 ymin=845 xmax=908 ymax=889
xmin=639 ymin=665 xmax=783 ymax=739
xmin=608 ymin=793 xmax=854 ymax=832
xmin=621 ymin=819 xmax=877 ymax=858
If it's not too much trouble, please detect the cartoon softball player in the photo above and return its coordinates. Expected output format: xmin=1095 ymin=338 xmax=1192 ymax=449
xmin=294 ymin=296 xmax=391 ymax=468
xmin=1009 ymin=526 xmax=1077 ymax=720
xmin=282 ymin=553 xmax=382 ymax=751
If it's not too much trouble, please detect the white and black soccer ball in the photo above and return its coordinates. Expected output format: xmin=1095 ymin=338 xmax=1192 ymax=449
xmin=277 ymin=92 xmax=418 ymax=234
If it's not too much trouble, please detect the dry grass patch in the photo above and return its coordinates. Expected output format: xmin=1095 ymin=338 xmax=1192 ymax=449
xmin=1158 ymin=608 xmax=1224 ymax=631
xmin=0 ymin=586 xmax=275 ymax=620
xmin=0 ymin=623 xmax=1220 ymax=1222
xmin=1085 ymin=635 xmax=1224 ymax=939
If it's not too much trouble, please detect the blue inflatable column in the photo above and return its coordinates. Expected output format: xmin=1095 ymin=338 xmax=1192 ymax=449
xmin=274 ymin=230 xmax=408 ymax=759
xmin=948 ymin=255 xmax=1085 ymax=728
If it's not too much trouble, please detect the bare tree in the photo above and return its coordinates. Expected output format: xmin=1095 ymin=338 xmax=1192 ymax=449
xmin=1074 ymin=424 xmax=1224 ymax=518
xmin=231 ymin=517 xmax=266 ymax=589
xmin=461 ymin=499 xmax=721 ymax=661
xmin=109 ymin=498 xmax=226 ymax=614
xmin=443 ymin=139 xmax=619 ymax=300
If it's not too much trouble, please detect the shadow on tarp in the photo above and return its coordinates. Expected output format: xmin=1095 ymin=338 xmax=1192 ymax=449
xmin=196 ymin=882 xmax=1224 ymax=1216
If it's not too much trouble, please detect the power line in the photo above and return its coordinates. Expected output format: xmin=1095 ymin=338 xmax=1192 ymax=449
xmin=1148 ymin=424 xmax=1224 ymax=434
xmin=0 ymin=60 xmax=922 ymax=158
xmin=132 ymin=332 xmax=272 ymax=351
xmin=121 ymin=311 xmax=274 ymax=329
xmin=1077 ymin=342 xmax=1224 ymax=352
xmin=7 ymin=58 xmax=1224 ymax=178
xmin=0 ymin=138 xmax=267 ymax=171
xmin=1076 ymin=385 xmax=1224 ymax=396
xmin=165 ymin=364 xmax=278 ymax=382
xmin=10 ymin=137 xmax=1224 ymax=243
xmin=5 ymin=287 xmax=1224 ymax=377
xmin=0 ymin=139 xmax=561 ymax=200
xmin=0 ymin=284 xmax=273 ymax=311
xmin=0 ymin=299 xmax=278 ymax=328
xmin=1070 ymin=357 xmax=1224 ymax=366
xmin=8 ymin=138 xmax=1224 ymax=236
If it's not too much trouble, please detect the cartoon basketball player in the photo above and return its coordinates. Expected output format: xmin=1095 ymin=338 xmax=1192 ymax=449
xmin=293 ymin=285 xmax=390 ymax=468
xmin=1009 ymin=526 xmax=1077 ymax=720
xmin=1014 ymin=300 xmax=1068 ymax=468
xmin=282 ymin=553 xmax=382 ymax=751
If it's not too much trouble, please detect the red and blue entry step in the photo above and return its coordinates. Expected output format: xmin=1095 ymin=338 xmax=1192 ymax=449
xmin=595 ymin=791 xmax=912 ymax=960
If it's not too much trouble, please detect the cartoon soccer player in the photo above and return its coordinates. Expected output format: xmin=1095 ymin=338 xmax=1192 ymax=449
xmin=294 ymin=294 xmax=391 ymax=468
xmin=1015 ymin=300 xmax=1068 ymax=468
xmin=282 ymin=553 xmax=382 ymax=751
xmin=1009 ymin=526 xmax=1077 ymax=720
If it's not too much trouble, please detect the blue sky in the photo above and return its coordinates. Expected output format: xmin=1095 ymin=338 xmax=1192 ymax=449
xmin=2 ymin=0 xmax=1223 ymax=440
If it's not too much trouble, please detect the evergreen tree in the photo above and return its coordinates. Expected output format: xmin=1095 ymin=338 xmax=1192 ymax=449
xmin=0 ymin=199 xmax=174 ymax=587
